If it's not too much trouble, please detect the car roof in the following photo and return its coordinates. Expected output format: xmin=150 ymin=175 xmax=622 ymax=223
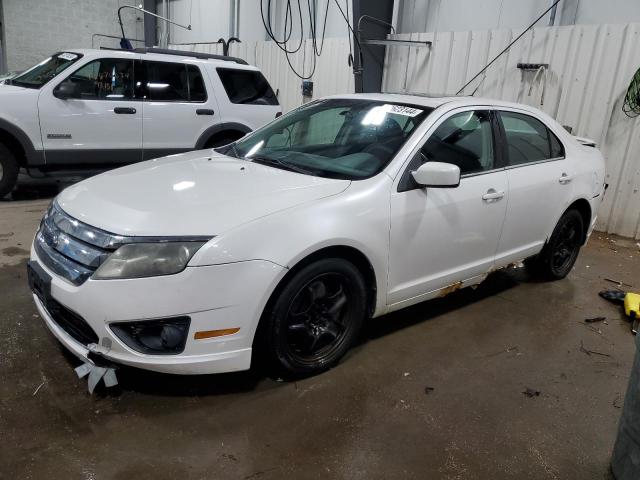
xmin=64 ymin=48 xmax=258 ymax=69
xmin=322 ymin=92 xmax=547 ymax=114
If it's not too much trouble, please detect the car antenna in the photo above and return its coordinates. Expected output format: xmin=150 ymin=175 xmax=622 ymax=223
xmin=456 ymin=0 xmax=561 ymax=95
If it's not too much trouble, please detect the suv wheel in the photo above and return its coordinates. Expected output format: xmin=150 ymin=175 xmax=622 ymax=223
xmin=0 ymin=143 xmax=19 ymax=198
xmin=526 ymin=209 xmax=584 ymax=280
xmin=263 ymin=258 xmax=367 ymax=377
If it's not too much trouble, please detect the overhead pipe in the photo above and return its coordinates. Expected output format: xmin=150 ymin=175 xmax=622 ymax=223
xmin=117 ymin=4 xmax=191 ymax=49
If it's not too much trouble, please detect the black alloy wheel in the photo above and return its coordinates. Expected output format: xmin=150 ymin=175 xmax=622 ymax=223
xmin=263 ymin=258 xmax=367 ymax=376
xmin=527 ymin=209 xmax=584 ymax=280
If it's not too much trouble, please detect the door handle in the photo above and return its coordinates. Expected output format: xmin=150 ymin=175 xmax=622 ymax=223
xmin=196 ymin=108 xmax=215 ymax=115
xmin=482 ymin=189 xmax=505 ymax=201
xmin=114 ymin=107 xmax=136 ymax=114
xmin=559 ymin=173 xmax=573 ymax=185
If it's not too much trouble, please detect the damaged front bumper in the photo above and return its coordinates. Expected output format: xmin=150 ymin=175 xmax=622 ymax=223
xmin=29 ymin=246 xmax=286 ymax=377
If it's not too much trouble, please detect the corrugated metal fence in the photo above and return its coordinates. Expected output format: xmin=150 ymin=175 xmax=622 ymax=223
xmin=173 ymin=23 xmax=640 ymax=239
xmin=383 ymin=23 xmax=640 ymax=239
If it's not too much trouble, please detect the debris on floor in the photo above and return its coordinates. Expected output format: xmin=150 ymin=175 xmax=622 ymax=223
xmin=32 ymin=378 xmax=46 ymax=396
xmin=604 ymin=277 xmax=633 ymax=288
xmin=579 ymin=340 xmax=611 ymax=357
xmin=599 ymin=289 xmax=640 ymax=334
xmin=522 ymin=388 xmax=541 ymax=398
xmin=582 ymin=323 xmax=604 ymax=335
xmin=613 ymin=393 xmax=623 ymax=409
xmin=599 ymin=290 xmax=626 ymax=305
xmin=424 ymin=386 xmax=435 ymax=395
xmin=485 ymin=345 xmax=520 ymax=357
xmin=585 ymin=316 xmax=606 ymax=323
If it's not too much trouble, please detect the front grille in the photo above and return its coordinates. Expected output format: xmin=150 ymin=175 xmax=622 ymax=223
xmin=44 ymin=297 xmax=99 ymax=345
xmin=34 ymin=202 xmax=121 ymax=285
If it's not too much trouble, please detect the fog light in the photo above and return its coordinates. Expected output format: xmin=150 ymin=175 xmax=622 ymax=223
xmin=110 ymin=317 xmax=191 ymax=355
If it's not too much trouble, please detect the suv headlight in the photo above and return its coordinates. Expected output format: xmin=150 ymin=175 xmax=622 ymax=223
xmin=93 ymin=242 xmax=206 ymax=280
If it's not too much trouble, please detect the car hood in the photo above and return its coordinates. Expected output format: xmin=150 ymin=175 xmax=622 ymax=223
xmin=0 ymin=83 xmax=36 ymax=93
xmin=56 ymin=150 xmax=351 ymax=236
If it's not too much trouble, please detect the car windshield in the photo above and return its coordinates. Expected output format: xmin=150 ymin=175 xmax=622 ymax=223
xmin=9 ymin=52 xmax=82 ymax=89
xmin=221 ymin=99 xmax=432 ymax=180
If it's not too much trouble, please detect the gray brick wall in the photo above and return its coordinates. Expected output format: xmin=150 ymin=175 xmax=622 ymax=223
xmin=3 ymin=0 xmax=142 ymax=71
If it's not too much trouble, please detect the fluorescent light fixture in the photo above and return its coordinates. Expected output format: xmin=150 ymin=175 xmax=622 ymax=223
xmin=362 ymin=39 xmax=432 ymax=48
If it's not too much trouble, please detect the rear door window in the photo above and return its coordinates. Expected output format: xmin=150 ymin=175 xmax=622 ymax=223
xmin=143 ymin=61 xmax=188 ymax=101
xmin=499 ymin=111 xmax=564 ymax=165
xmin=216 ymin=68 xmax=278 ymax=105
xmin=142 ymin=61 xmax=207 ymax=102
xmin=187 ymin=65 xmax=207 ymax=102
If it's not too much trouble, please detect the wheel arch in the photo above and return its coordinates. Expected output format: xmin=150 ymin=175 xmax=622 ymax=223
xmin=0 ymin=127 xmax=26 ymax=166
xmin=195 ymin=122 xmax=252 ymax=149
xmin=564 ymin=198 xmax=592 ymax=245
xmin=253 ymin=245 xmax=379 ymax=352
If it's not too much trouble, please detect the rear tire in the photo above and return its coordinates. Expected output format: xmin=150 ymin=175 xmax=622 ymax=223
xmin=262 ymin=258 xmax=367 ymax=377
xmin=526 ymin=209 xmax=584 ymax=280
xmin=0 ymin=143 xmax=19 ymax=198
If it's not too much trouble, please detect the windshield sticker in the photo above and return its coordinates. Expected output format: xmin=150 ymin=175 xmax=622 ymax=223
xmin=388 ymin=105 xmax=423 ymax=117
xmin=58 ymin=52 xmax=78 ymax=61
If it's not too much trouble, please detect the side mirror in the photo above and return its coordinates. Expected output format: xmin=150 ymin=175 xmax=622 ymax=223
xmin=411 ymin=161 xmax=461 ymax=188
xmin=53 ymin=81 xmax=78 ymax=100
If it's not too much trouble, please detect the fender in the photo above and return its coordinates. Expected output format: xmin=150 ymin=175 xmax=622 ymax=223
xmin=195 ymin=122 xmax=252 ymax=149
xmin=0 ymin=117 xmax=45 ymax=165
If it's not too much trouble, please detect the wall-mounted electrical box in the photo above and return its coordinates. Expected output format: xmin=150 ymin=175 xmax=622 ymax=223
xmin=302 ymin=80 xmax=313 ymax=98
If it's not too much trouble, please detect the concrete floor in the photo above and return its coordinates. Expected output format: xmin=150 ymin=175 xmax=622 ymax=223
xmin=1 ymin=180 xmax=639 ymax=479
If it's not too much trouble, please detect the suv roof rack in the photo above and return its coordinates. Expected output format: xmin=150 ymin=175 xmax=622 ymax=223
xmin=133 ymin=47 xmax=248 ymax=65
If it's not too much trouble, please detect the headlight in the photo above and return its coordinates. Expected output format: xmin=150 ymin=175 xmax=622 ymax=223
xmin=93 ymin=242 xmax=206 ymax=280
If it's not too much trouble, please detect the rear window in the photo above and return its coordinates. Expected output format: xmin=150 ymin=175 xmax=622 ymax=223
xmin=499 ymin=111 xmax=565 ymax=165
xmin=217 ymin=68 xmax=278 ymax=105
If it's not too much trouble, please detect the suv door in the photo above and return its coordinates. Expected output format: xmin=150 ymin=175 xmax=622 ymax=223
xmin=38 ymin=56 xmax=142 ymax=165
xmin=387 ymin=109 xmax=508 ymax=307
xmin=494 ymin=110 xmax=569 ymax=265
xmin=141 ymin=60 xmax=220 ymax=160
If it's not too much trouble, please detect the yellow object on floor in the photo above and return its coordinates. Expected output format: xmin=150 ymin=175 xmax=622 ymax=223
xmin=624 ymin=292 xmax=640 ymax=319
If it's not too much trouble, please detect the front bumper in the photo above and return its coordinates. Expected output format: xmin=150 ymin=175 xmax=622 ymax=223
xmin=30 ymin=247 xmax=285 ymax=374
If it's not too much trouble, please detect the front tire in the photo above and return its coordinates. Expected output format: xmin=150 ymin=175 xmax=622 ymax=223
xmin=526 ymin=209 xmax=584 ymax=280
xmin=263 ymin=258 xmax=368 ymax=377
xmin=0 ymin=143 xmax=19 ymax=198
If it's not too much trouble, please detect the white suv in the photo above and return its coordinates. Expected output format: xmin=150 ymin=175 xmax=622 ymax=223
xmin=29 ymin=94 xmax=606 ymax=379
xmin=0 ymin=48 xmax=281 ymax=197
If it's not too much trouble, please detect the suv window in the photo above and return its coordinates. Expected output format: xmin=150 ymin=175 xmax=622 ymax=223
xmin=217 ymin=68 xmax=278 ymax=105
xmin=144 ymin=61 xmax=207 ymax=102
xmin=64 ymin=58 xmax=134 ymax=100
xmin=420 ymin=110 xmax=495 ymax=175
xmin=499 ymin=111 xmax=564 ymax=165
xmin=187 ymin=65 xmax=207 ymax=102
xmin=11 ymin=52 xmax=82 ymax=89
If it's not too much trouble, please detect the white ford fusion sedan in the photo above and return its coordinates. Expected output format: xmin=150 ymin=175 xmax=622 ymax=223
xmin=28 ymin=94 xmax=606 ymax=377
